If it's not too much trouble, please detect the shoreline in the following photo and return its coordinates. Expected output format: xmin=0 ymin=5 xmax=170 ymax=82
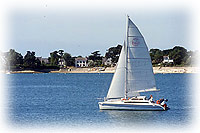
xmin=3 ymin=67 xmax=200 ymax=74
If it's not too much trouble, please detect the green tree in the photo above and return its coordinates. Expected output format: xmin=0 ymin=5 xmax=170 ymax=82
xmin=163 ymin=49 xmax=173 ymax=56
xmin=23 ymin=51 xmax=37 ymax=68
xmin=169 ymin=46 xmax=187 ymax=65
xmin=105 ymin=44 xmax=122 ymax=63
xmin=49 ymin=51 xmax=60 ymax=66
xmin=35 ymin=58 xmax=41 ymax=68
xmin=7 ymin=49 xmax=23 ymax=66
xmin=63 ymin=52 xmax=74 ymax=66
xmin=149 ymin=49 xmax=163 ymax=64
xmin=88 ymin=50 xmax=103 ymax=67
xmin=89 ymin=51 xmax=102 ymax=61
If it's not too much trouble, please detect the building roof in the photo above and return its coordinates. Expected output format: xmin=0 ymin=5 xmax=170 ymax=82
xmin=75 ymin=57 xmax=87 ymax=61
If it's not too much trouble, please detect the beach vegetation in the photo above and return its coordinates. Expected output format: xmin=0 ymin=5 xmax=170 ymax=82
xmin=3 ymin=45 xmax=198 ymax=71
xmin=88 ymin=51 xmax=103 ymax=67
xmin=6 ymin=49 xmax=23 ymax=70
xmin=150 ymin=46 xmax=196 ymax=67
xmin=63 ymin=52 xmax=74 ymax=66
xmin=105 ymin=44 xmax=122 ymax=64
xmin=23 ymin=51 xmax=38 ymax=69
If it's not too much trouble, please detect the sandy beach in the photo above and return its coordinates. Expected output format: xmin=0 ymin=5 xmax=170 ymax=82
xmin=7 ymin=67 xmax=199 ymax=74
xmin=3 ymin=67 xmax=199 ymax=74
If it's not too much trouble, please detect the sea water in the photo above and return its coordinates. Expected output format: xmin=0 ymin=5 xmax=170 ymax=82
xmin=6 ymin=73 xmax=193 ymax=129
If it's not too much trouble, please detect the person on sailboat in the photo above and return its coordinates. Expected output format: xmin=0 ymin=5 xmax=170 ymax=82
xmin=160 ymin=98 xmax=164 ymax=104
xmin=160 ymin=99 xmax=168 ymax=109
xmin=161 ymin=99 xmax=168 ymax=106
xmin=149 ymin=95 xmax=153 ymax=103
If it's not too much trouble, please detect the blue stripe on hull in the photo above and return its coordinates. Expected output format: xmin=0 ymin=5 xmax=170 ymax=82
xmin=100 ymin=103 xmax=164 ymax=111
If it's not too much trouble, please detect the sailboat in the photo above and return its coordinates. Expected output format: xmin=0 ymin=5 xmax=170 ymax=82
xmin=98 ymin=16 xmax=169 ymax=111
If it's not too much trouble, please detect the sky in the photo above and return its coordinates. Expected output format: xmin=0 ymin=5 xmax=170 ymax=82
xmin=3 ymin=2 xmax=192 ymax=58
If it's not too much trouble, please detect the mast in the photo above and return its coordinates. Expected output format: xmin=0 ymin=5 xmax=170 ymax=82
xmin=124 ymin=15 xmax=129 ymax=99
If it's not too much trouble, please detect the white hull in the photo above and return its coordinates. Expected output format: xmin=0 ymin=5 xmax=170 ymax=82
xmin=99 ymin=100 xmax=166 ymax=111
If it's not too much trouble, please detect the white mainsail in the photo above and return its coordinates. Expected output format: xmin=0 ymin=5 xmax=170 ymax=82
xmin=106 ymin=16 xmax=158 ymax=99
xmin=126 ymin=17 xmax=157 ymax=97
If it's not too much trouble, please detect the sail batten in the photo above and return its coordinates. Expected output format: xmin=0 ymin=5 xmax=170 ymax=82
xmin=128 ymin=36 xmax=144 ymax=37
xmin=106 ymin=16 xmax=158 ymax=99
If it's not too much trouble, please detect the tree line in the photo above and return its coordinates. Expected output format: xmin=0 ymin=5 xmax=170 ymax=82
xmin=150 ymin=46 xmax=197 ymax=66
xmin=5 ymin=49 xmax=74 ymax=70
xmin=3 ymin=45 xmax=197 ymax=71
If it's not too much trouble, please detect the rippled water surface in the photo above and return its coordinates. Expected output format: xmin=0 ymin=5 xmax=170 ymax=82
xmin=6 ymin=73 xmax=193 ymax=128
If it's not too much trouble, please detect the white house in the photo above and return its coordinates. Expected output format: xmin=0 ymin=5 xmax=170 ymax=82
xmin=75 ymin=57 xmax=87 ymax=67
xmin=163 ymin=56 xmax=173 ymax=63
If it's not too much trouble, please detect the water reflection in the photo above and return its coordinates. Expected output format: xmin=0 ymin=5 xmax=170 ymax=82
xmin=100 ymin=110 xmax=178 ymax=127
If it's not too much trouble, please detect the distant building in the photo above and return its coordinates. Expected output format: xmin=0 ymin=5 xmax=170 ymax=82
xmin=36 ymin=57 xmax=49 ymax=64
xmin=163 ymin=56 xmax=173 ymax=63
xmin=41 ymin=58 xmax=49 ymax=64
xmin=75 ymin=57 xmax=87 ymax=67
